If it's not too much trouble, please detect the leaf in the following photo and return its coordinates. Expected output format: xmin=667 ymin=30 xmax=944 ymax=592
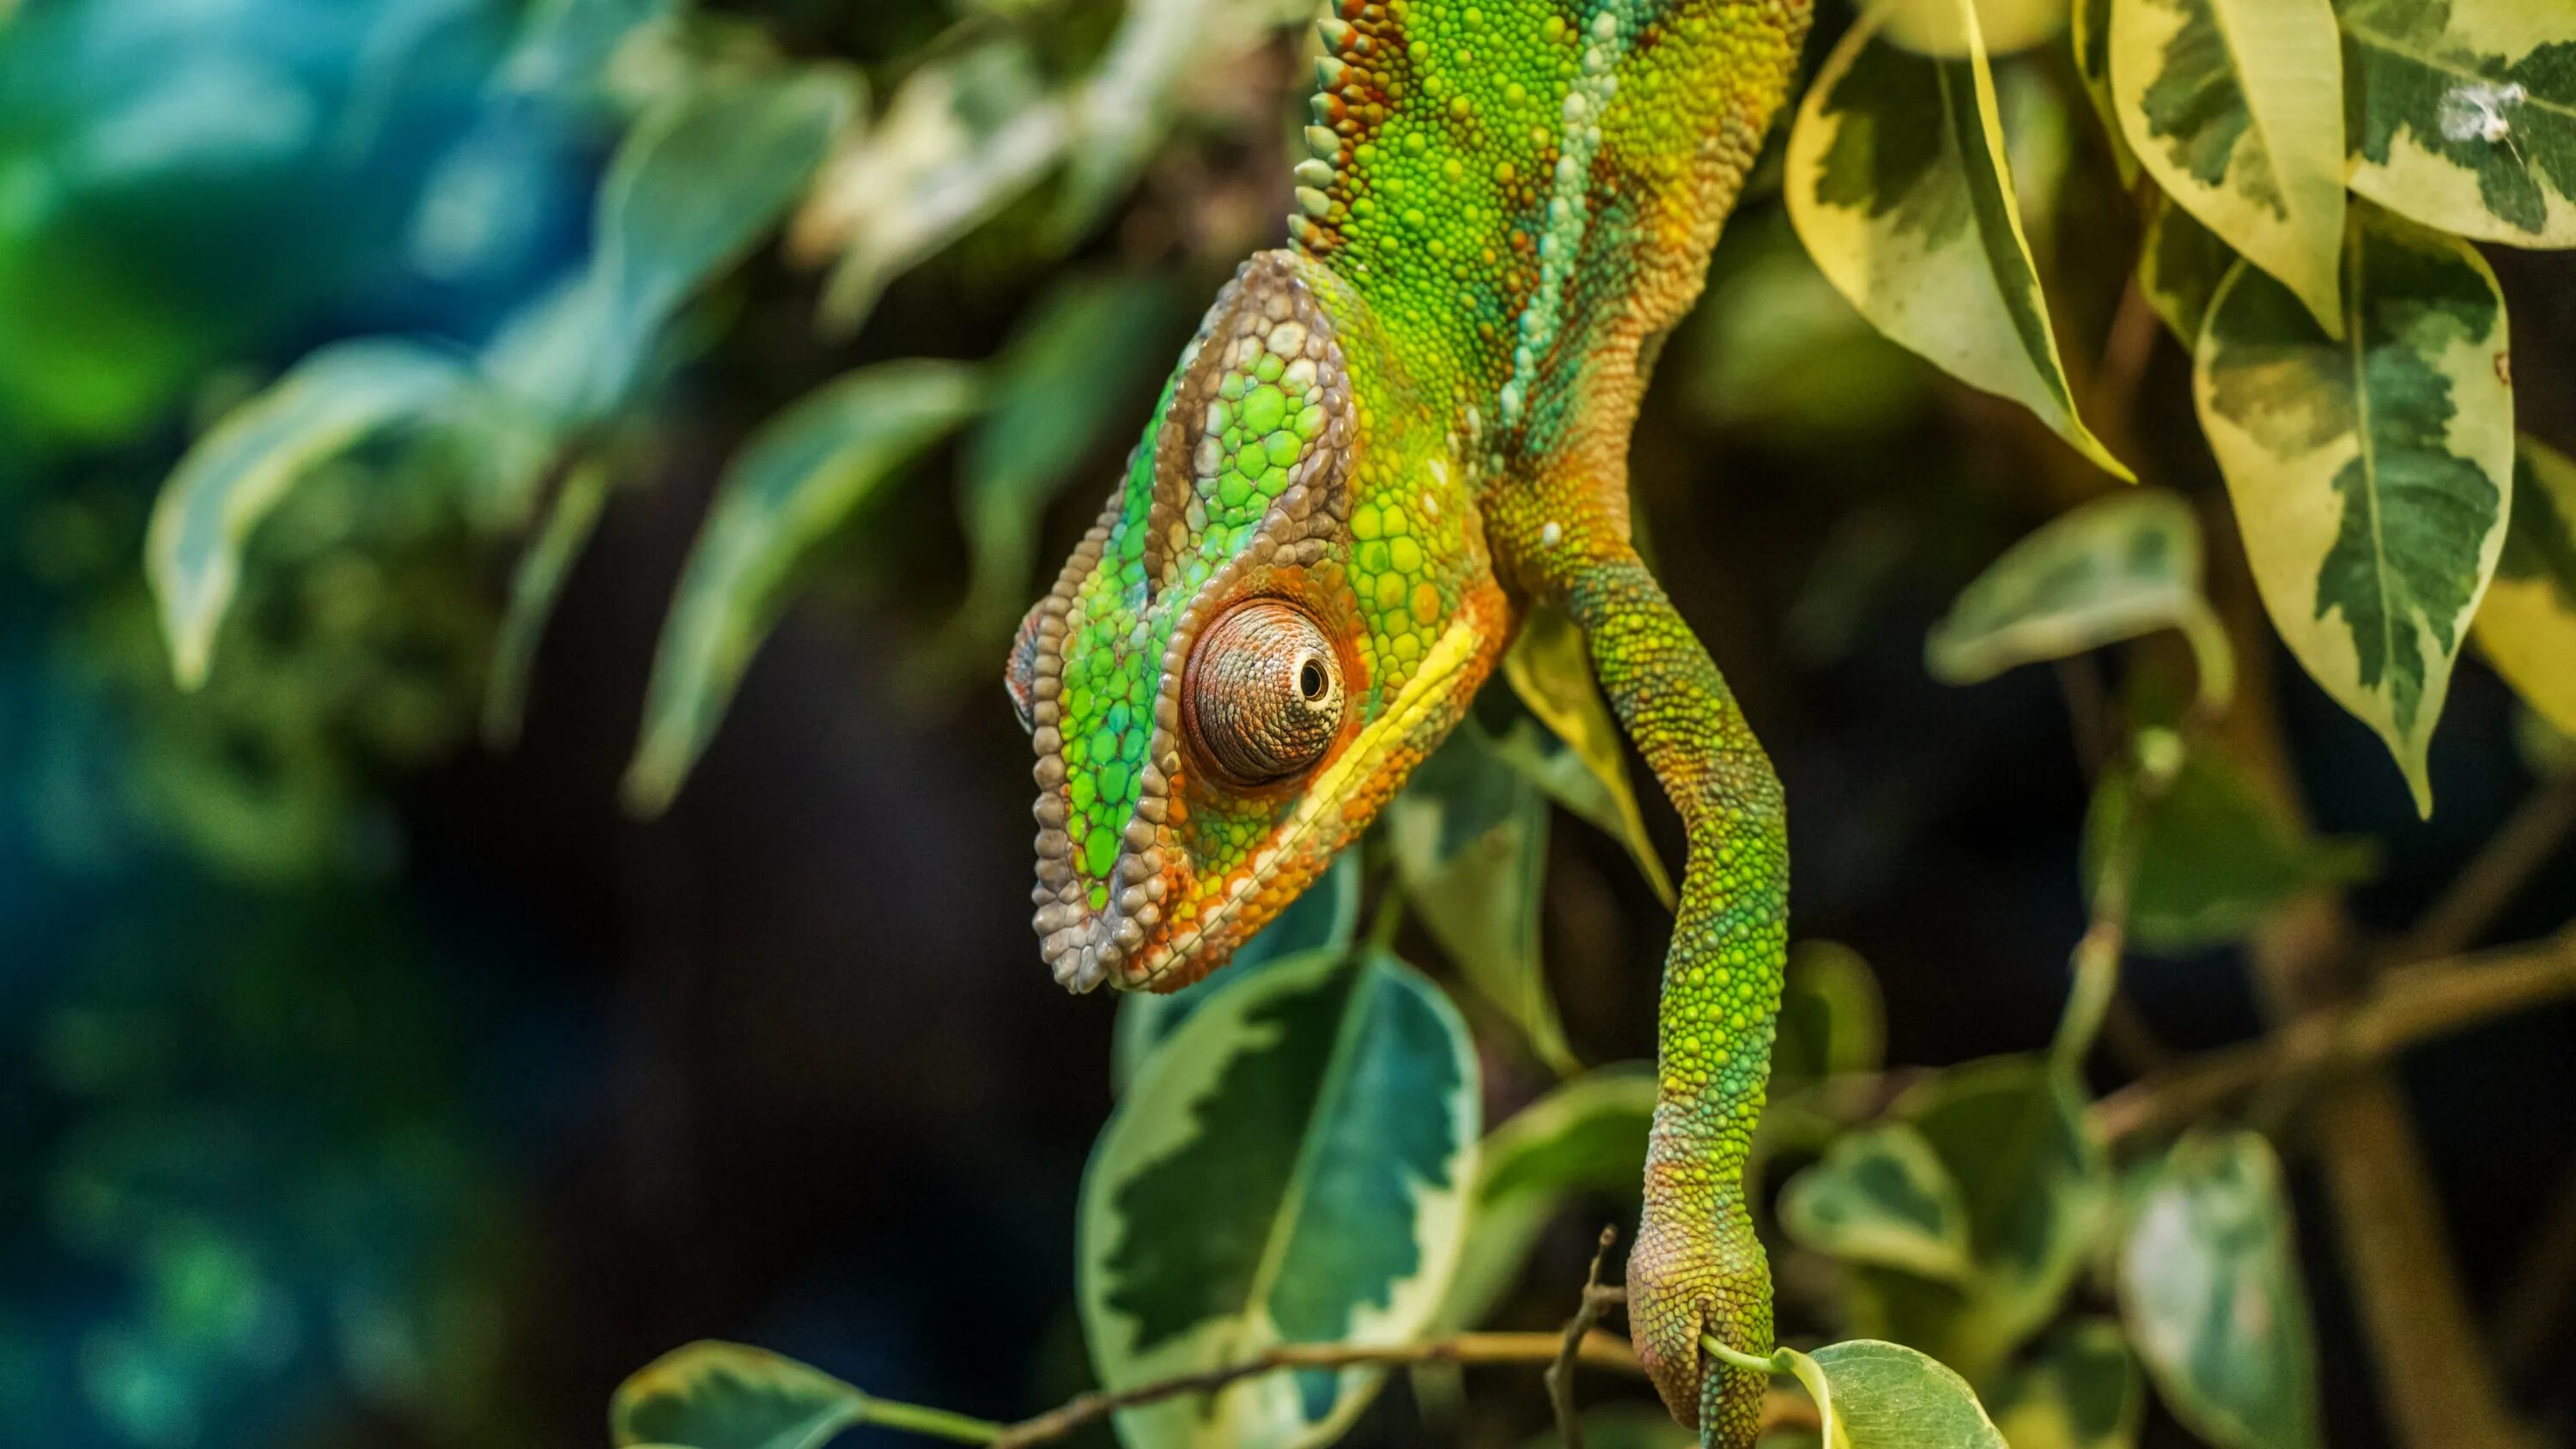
xmin=1110 ymin=854 xmax=1362 ymax=1093
xmin=1388 ymin=728 xmax=1576 ymax=1074
xmin=2474 ymin=435 xmax=2576 ymax=736
xmin=2071 ymin=0 xmax=2142 ymax=185
xmin=1771 ymin=941 xmax=1888 ymax=1088
xmin=1779 ymin=1338 xmax=2011 ymax=1449
xmin=1052 ymin=0 xmax=1227 ymax=238
xmin=495 ymin=0 xmax=675 ymax=100
xmin=2340 ymin=0 xmax=2576 ymax=249
xmin=1497 ymin=605 xmax=1676 ymax=906
xmin=2083 ymin=739 xmax=2374 ymax=949
xmin=626 ymin=362 xmax=982 ymax=812
xmin=484 ymin=458 xmax=615 ymax=747
xmin=1926 ymin=488 xmax=2232 ymax=709
xmin=1439 ymin=1064 xmax=1656 ymax=1330
xmin=1079 ymin=951 xmax=1479 ymax=1449
xmin=611 ymin=1341 xmax=868 ymax=1449
xmin=147 ymin=339 xmax=481 ymax=689
xmin=1780 ymin=1123 xmax=1978 ymax=1283
xmin=1685 ymin=215 xmax=1931 ymax=448
xmin=595 ymin=68 xmax=858 ymax=360
xmin=1875 ymin=0 xmax=2073 ymax=58
xmin=2118 ymin=1131 xmax=2322 ymax=1449
xmin=2138 ymin=189 xmax=2238 ymax=347
xmin=2194 ymin=201 xmax=2515 ymax=815
xmin=955 ymin=271 xmax=1191 ymax=643
xmin=2110 ymin=0 xmax=2348 ymax=334
xmin=1988 ymin=1319 xmax=2143 ymax=1449
xmin=1787 ymin=0 xmax=2132 ymax=479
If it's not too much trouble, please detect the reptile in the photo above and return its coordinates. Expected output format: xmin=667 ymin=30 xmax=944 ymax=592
xmin=1005 ymin=0 xmax=1807 ymax=1440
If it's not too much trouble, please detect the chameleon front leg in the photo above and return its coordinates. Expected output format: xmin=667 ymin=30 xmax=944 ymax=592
xmin=1558 ymin=549 xmax=1786 ymax=1446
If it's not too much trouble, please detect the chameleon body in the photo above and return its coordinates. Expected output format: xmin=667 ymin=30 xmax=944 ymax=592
xmin=1010 ymin=0 xmax=1807 ymax=1440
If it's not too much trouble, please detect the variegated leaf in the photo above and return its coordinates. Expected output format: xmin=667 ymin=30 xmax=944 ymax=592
xmin=2072 ymin=0 xmax=2142 ymax=185
xmin=1788 ymin=0 xmax=2133 ymax=480
xmin=1109 ymin=855 xmax=1361 ymax=1092
xmin=2474 ymin=435 xmax=2576 ymax=736
xmin=1777 ymin=1339 xmax=2012 ymax=1449
xmin=2137 ymin=190 xmax=2237 ymax=346
xmin=2194 ymin=202 xmax=2513 ymax=814
xmin=1080 ymin=951 xmax=1477 ymax=1449
xmin=2110 ymin=0 xmax=2347 ymax=334
xmin=1779 ymin=1123 xmax=1978 ymax=1284
xmin=2340 ymin=0 xmax=2576 ymax=249
xmin=612 ymin=1341 xmax=869 ymax=1449
xmin=1990 ymin=1319 xmax=2144 ymax=1449
xmin=1874 ymin=0 xmax=2071 ymax=58
xmin=1498 ymin=604 xmax=1675 ymax=906
xmin=1437 ymin=1064 xmax=1654 ymax=1331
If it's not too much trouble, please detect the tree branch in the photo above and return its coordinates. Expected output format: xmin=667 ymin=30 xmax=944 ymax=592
xmin=1548 ymin=1228 xmax=1625 ymax=1449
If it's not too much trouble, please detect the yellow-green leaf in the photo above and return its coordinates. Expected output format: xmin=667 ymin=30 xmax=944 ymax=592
xmin=1439 ymin=1064 xmax=1655 ymax=1331
xmin=147 ymin=339 xmax=481 ymax=689
xmin=2110 ymin=0 xmax=2347 ymax=334
xmin=2118 ymin=1131 xmax=2322 ymax=1449
xmin=2340 ymin=0 xmax=2576 ymax=249
xmin=1110 ymin=857 xmax=1361 ymax=1093
xmin=2194 ymin=202 xmax=2514 ymax=815
xmin=626 ymin=361 xmax=981 ymax=812
xmin=484 ymin=458 xmax=615 ymax=747
xmin=1926 ymin=488 xmax=2231 ymax=709
xmin=1499 ymin=604 xmax=1675 ymax=907
xmin=2071 ymin=0 xmax=2142 ymax=185
xmin=1788 ymin=0 xmax=2131 ymax=479
xmin=2137 ymin=189 xmax=2238 ymax=347
xmin=2474 ymin=435 xmax=2576 ymax=736
xmin=1989 ymin=1319 xmax=2142 ymax=1449
xmin=612 ymin=1341 xmax=867 ymax=1449
xmin=1875 ymin=0 xmax=2071 ymax=58
xmin=1772 ymin=1339 xmax=2011 ymax=1449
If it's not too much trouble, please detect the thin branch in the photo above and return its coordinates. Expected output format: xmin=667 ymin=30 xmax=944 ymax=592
xmin=2095 ymin=931 xmax=2576 ymax=1145
xmin=2053 ymin=731 xmax=2184 ymax=1074
xmin=2387 ymin=775 xmax=2576 ymax=967
xmin=1548 ymin=1228 xmax=1625 ymax=1449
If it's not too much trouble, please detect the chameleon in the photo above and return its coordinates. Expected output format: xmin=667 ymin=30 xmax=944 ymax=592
xmin=1005 ymin=0 xmax=1807 ymax=1440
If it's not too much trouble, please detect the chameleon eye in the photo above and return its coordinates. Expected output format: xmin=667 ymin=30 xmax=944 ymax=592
xmin=1187 ymin=599 xmax=1345 ymax=785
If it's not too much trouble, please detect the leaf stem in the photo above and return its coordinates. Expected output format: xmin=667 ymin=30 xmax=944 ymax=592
xmin=1698 ymin=1335 xmax=1780 ymax=1376
xmin=861 ymin=1400 xmax=1009 ymax=1444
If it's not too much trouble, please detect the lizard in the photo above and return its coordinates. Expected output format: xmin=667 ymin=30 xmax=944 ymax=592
xmin=1005 ymin=0 xmax=1807 ymax=1440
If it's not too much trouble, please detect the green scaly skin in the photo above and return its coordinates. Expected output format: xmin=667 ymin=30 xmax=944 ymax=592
xmin=1014 ymin=1 xmax=1806 ymax=1440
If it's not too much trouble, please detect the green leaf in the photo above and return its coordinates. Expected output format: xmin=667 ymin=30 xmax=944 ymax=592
xmin=1926 ymin=488 xmax=2232 ymax=709
xmin=2083 ymin=738 xmax=2374 ymax=949
xmin=1052 ymin=0 xmax=1224 ymax=238
xmin=2138 ymin=189 xmax=2239 ymax=347
xmin=1079 ymin=951 xmax=1479 ymax=1449
xmin=2195 ymin=201 xmax=2515 ymax=815
xmin=2475 ymin=435 xmax=2576 ymax=737
xmin=2118 ymin=1131 xmax=2322 ymax=1449
xmin=484 ymin=458 xmax=615 ymax=747
xmin=1685 ymin=214 xmax=1930 ymax=448
xmin=1439 ymin=1064 xmax=1655 ymax=1330
xmin=2340 ymin=0 xmax=2576 ymax=249
xmin=1787 ymin=0 xmax=2132 ymax=479
xmin=611 ymin=1341 xmax=867 ymax=1449
xmin=595 ymin=69 xmax=857 ymax=360
xmin=496 ymin=0 xmax=674 ymax=100
xmin=1781 ymin=1123 xmax=1978 ymax=1283
xmin=2071 ymin=0 xmax=2142 ymax=185
xmin=147 ymin=339 xmax=482 ymax=688
xmin=1988 ymin=1319 xmax=2142 ymax=1449
xmin=626 ymin=361 xmax=982 ymax=812
xmin=955 ymin=271 xmax=1191 ymax=644
xmin=1875 ymin=0 xmax=2073 ymax=58
xmin=2110 ymin=0 xmax=2348 ymax=333
xmin=1388 ymin=728 xmax=1576 ymax=1074
xmin=1778 ymin=1338 xmax=2011 ymax=1449
xmin=1110 ymin=855 xmax=1362 ymax=1093
xmin=1496 ymin=604 xmax=1676 ymax=907
xmin=1772 ymin=941 xmax=1889 ymax=1088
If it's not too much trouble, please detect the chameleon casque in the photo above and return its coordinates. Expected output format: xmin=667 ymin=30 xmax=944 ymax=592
xmin=1005 ymin=0 xmax=1808 ymax=1440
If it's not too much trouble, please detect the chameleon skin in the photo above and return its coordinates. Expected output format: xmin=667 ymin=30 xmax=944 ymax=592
xmin=1017 ymin=0 xmax=1806 ymax=1441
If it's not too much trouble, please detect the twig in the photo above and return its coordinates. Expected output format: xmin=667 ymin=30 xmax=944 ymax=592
xmin=2387 ymin=775 xmax=2576 ymax=967
xmin=2053 ymin=729 xmax=2184 ymax=1075
xmin=1548 ymin=1228 xmax=1625 ymax=1449
xmin=987 ymin=1331 xmax=1642 ymax=1448
xmin=2093 ymin=927 xmax=2576 ymax=1145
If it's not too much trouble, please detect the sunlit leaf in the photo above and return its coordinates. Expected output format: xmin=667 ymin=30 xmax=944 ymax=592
xmin=1988 ymin=1319 xmax=2142 ymax=1449
xmin=1080 ymin=951 xmax=1478 ymax=1449
xmin=2195 ymin=202 xmax=2514 ymax=815
xmin=1875 ymin=0 xmax=2071 ymax=58
xmin=2083 ymin=739 xmax=2373 ymax=949
xmin=2110 ymin=0 xmax=2347 ymax=333
xmin=2340 ymin=0 xmax=2576 ymax=249
xmin=1787 ymin=1 xmax=2132 ymax=479
xmin=1777 ymin=1338 xmax=2010 ymax=1449
xmin=484 ymin=459 xmax=614 ymax=747
xmin=611 ymin=1341 xmax=867 ymax=1449
xmin=1110 ymin=855 xmax=1361 ymax=1093
xmin=1927 ymin=488 xmax=2230 ymax=709
xmin=1496 ymin=605 xmax=1675 ymax=906
xmin=626 ymin=361 xmax=982 ymax=812
xmin=2137 ymin=190 xmax=2237 ymax=347
xmin=147 ymin=339 xmax=482 ymax=689
xmin=2473 ymin=435 xmax=2576 ymax=737
xmin=1388 ymin=729 xmax=1574 ymax=1073
xmin=1439 ymin=1064 xmax=1655 ymax=1330
xmin=2118 ymin=1131 xmax=2321 ymax=1449
xmin=2071 ymin=0 xmax=2142 ymax=185
xmin=1781 ymin=1123 xmax=1978 ymax=1283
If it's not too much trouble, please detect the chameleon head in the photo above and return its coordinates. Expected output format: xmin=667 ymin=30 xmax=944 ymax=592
xmin=1008 ymin=249 xmax=1510 ymax=994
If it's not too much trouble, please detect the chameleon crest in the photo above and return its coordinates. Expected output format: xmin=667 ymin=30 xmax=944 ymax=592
xmin=1011 ymin=252 xmax=1509 ymax=994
